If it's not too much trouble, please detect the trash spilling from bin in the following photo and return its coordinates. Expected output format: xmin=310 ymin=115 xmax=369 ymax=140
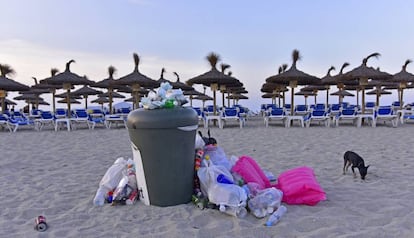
xmin=140 ymin=82 xmax=188 ymax=109
xmin=93 ymin=82 xmax=326 ymax=227
xmin=93 ymin=157 xmax=139 ymax=206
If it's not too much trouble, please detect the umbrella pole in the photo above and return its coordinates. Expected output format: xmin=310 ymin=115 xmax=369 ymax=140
xmin=67 ymin=89 xmax=71 ymax=118
xmin=400 ymin=89 xmax=404 ymax=109
xmin=227 ymin=92 xmax=230 ymax=108
xmin=376 ymin=91 xmax=380 ymax=107
xmin=1 ymin=97 xmax=5 ymax=113
xmin=361 ymin=87 xmax=366 ymax=114
xmin=314 ymin=95 xmax=317 ymax=105
xmin=222 ymin=91 xmax=225 ymax=108
xmin=85 ymin=95 xmax=88 ymax=110
xmin=356 ymin=90 xmax=359 ymax=107
xmin=326 ymin=88 xmax=329 ymax=110
xmin=52 ymin=91 xmax=56 ymax=113
xmin=290 ymin=87 xmax=294 ymax=115
xmin=109 ymin=88 xmax=113 ymax=114
xmin=282 ymin=91 xmax=285 ymax=107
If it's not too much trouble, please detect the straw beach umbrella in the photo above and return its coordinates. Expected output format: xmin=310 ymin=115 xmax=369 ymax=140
xmin=343 ymin=53 xmax=391 ymax=113
xmin=94 ymin=66 xmax=125 ymax=114
xmin=186 ymin=52 xmax=239 ymax=115
xmin=0 ymin=64 xmax=30 ymax=112
xmin=42 ymin=60 xmax=93 ymax=117
xmin=115 ymin=53 xmax=159 ymax=109
xmin=266 ymin=49 xmax=320 ymax=115
xmin=295 ymin=90 xmax=317 ymax=106
xmin=33 ymin=68 xmax=63 ymax=113
xmin=91 ymin=97 xmax=110 ymax=111
xmin=330 ymin=89 xmax=355 ymax=104
xmin=58 ymin=97 xmax=81 ymax=104
xmin=320 ymin=66 xmax=337 ymax=107
xmin=71 ymin=85 xmax=102 ymax=109
xmin=390 ymin=60 xmax=414 ymax=109
xmin=99 ymin=91 xmax=125 ymax=99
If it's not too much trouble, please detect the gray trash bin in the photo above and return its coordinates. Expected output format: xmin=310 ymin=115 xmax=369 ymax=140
xmin=127 ymin=107 xmax=198 ymax=207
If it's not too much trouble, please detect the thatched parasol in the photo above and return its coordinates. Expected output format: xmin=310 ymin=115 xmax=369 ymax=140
xmin=343 ymin=53 xmax=391 ymax=113
xmin=186 ymin=52 xmax=240 ymax=115
xmin=14 ymin=94 xmax=46 ymax=111
xmin=115 ymin=53 xmax=159 ymax=109
xmin=330 ymin=89 xmax=355 ymax=104
xmin=266 ymin=49 xmax=320 ymax=115
xmin=390 ymin=60 xmax=414 ymax=109
xmin=71 ymin=85 xmax=102 ymax=109
xmin=295 ymin=90 xmax=317 ymax=106
xmin=33 ymin=68 xmax=63 ymax=113
xmin=98 ymin=91 xmax=125 ymax=98
xmin=226 ymin=93 xmax=248 ymax=107
xmin=156 ymin=68 xmax=171 ymax=85
xmin=57 ymin=97 xmax=81 ymax=104
xmin=42 ymin=60 xmax=93 ymax=117
xmin=94 ymin=66 xmax=127 ymax=114
xmin=261 ymin=65 xmax=289 ymax=107
xmin=366 ymin=88 xmax=392 ymax=106
xmin=262 ymin=92 xmax=282 ymax=105
xmin=91 ymin=97 xmax=110 ymax=111
xmin=55 ymin=92 xmax=82 ymax=100
xmin=320 ymin=66 xmax=337 ymax=107
xmin=0 ymin=64 xmax=30 ymax=112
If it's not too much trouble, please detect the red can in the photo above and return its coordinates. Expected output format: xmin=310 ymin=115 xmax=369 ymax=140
xmin=34 ymin=215 xmax=48 ymax=232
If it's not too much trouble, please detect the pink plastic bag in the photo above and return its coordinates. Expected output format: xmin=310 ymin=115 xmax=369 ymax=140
xmin=275 ymin=166 xmax=326 ymax=206
xmin=231 ymin=156 xmax=271 ymax=190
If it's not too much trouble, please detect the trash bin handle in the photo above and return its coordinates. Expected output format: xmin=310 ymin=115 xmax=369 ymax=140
xmin=177 ymin=125 xmax=198 ymax=131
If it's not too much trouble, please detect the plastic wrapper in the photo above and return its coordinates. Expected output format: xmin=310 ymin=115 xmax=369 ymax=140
xmin=247 ymin=187 xmax=283 ymax=218
xmin=141 ymin=82 xmax=188 ymax=109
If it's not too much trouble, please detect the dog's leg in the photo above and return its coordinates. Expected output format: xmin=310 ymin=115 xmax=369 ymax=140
xmin=343 ymin=159 xmax=348 ymax=175
xmin=351 ymin=165 xmax=357 ymax=178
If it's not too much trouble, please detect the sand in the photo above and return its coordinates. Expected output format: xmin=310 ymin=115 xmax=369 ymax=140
xmin=1 ymin=117 xmax=414 ymax=237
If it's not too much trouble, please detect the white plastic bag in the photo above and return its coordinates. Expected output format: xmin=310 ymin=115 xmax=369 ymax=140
xmin=204 ymin=146 xmax=232 ymax=171
xmin=197 ymin=159 xmax=247 ymax=211
xmin=93 ymin=157 xmax=128 ymax=206
xmin=208 ymin=183 xmax=247 ymax=208
xmin=197 ymin=159 xmax=233 ymax=197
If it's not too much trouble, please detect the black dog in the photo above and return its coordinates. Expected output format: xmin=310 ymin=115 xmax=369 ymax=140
xmin=343 ymin=151 xmax=370 ymax=180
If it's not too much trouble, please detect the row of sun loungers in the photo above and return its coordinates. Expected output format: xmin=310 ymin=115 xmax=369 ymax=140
xmin=0 ymin=108 xmax=130 ymax=132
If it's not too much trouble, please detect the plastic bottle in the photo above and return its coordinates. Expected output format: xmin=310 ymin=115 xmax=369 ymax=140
xmin=265 ymin=205 xmax=287 ymax=227
xmin=217 ymin=174 xmax=234 ymax=184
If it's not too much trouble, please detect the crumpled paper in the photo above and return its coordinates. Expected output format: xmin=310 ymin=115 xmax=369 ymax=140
xmin=140 ymin=82 xmax=188 ymax=109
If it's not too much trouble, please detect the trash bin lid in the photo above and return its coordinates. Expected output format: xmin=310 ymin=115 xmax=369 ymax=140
xmin=127 ymin=107 xmax=198 ymax=129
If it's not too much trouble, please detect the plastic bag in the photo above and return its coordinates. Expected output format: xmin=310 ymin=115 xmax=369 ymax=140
xmin=208 ymin=183 xmax=247 ymax=208
xmin=197 ymin=159 xmax=233 ymax=197
xmin=276 ymin=166 xmax=326 ymax=206
xmin=247 ymin=187 xmax=283 ymax=218
xmin=93 ymin=157 xmax=128 ymax=206
xmin=204 ymin=145 xmax=232 ymax=171
xmin=99 ymin=157 xmax=128 ymax=190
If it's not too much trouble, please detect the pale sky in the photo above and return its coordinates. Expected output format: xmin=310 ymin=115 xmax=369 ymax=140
xmin=1 ymin=0 xmax=414 ymax=111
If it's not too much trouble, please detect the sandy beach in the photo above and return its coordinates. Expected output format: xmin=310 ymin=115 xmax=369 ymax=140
xmin=1 ymin=117 xmax=414 ymax=237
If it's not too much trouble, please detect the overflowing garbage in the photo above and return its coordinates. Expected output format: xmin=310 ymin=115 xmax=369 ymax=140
xmin=191 ymin=130 xmax=326 ymax=225
xmin=93 ymin=127 xmax=326 ymax=227
xmin=140 ymin=82 xmax=188 ymax=109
